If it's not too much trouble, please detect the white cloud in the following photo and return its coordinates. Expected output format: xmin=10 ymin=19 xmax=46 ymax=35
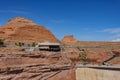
xmin=102 ymin=28 xmax=120 ymax=41
xmin=0 ymin=10 xmax=28 ymax=14
xmin=102 ymin=28 xmax=120 ymax=34
xmin=112 ymin=38 xmax=120 ymax=42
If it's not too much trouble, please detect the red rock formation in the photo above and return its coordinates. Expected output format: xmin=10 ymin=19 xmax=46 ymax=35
xmin=61 ymin=35 xmax=78 ymax=44
xmin=0 ymin=17 xmax=59 ymax=44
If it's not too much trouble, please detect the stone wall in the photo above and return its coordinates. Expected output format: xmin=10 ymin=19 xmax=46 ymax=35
xmin=76 ymin=68 xmax=120 ymax=80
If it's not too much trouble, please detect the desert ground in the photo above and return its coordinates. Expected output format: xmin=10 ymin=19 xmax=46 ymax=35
xmin=0 ymin=43 xmax=120 ymax=80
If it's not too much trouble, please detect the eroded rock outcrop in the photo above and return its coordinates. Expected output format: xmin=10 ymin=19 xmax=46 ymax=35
xmin=61 ymin=35 xmax=78 ymax=44
xmin=0 ymin=17 xmax=59 ymax=44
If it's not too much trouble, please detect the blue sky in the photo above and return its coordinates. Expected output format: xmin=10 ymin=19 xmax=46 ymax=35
xmin=0 ymin=0 xmax=120 ymax=41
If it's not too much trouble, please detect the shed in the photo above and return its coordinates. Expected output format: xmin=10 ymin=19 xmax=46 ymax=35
xmin=36 ymin=42 xmax=61 ymax=52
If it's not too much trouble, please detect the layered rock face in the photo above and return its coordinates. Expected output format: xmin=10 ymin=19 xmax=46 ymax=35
xmin=0 ymin=17 xmax=59 ymax=44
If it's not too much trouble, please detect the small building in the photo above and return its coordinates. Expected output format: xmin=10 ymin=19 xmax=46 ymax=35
xmin=36 ymin=42 xmax=61 ymax=52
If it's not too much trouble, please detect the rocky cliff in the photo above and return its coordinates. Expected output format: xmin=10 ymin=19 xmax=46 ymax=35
xmin=0 ymin=17 xmax=59 ymax=44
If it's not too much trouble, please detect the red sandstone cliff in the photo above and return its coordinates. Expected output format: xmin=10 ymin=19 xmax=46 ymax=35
xmin=0 ymin=17 xmax=59 ymax=44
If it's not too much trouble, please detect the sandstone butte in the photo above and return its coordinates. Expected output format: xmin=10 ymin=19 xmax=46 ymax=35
xmin=61 ymin=35 xmax=78 ymax=45
xmin=0 ymin=17 xmax=59 ymax=44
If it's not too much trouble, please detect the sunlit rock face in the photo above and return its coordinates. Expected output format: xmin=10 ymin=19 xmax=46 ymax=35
xmin=0 ymin=17 xmax=59 ymax=44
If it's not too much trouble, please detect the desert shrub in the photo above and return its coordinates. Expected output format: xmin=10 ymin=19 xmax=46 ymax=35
xmin=32 ymin=42 xmax=36 ymax=47
xmin=79 ymin=53 xmax=87 ymax=60
xmin=81 ymin=49 xmax=85 ymax=51
xmin=21 ymin=42 xmax=24 ymax=46
xmin=0 ymin=39 xmax=4 ymax=45
xmin=6 ymin=67 xmax=11 ymax=72
xmin=15 ymin=42 xmax=25 ymax=47
xmin=15 ymin=42 xmax=18 ymax=46
xmin=78 ymin=53 xmax=89 ymax=65
xmin=77 ymin=47 xmax=85 ymax=51
xmin=19 ymin=42 xmax=22 ymax=47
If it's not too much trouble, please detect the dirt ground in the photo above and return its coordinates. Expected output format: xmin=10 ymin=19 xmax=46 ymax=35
xmin=0 ymin=46 xmax=120 ymax=80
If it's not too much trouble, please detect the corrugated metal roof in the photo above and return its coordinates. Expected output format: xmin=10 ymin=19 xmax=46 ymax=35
xmin=37 ymin=42 xmax=60 ymax=46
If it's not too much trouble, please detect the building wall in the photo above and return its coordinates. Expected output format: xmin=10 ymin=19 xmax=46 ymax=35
xmin=76 ymin=68 xmax=120 ymax=80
